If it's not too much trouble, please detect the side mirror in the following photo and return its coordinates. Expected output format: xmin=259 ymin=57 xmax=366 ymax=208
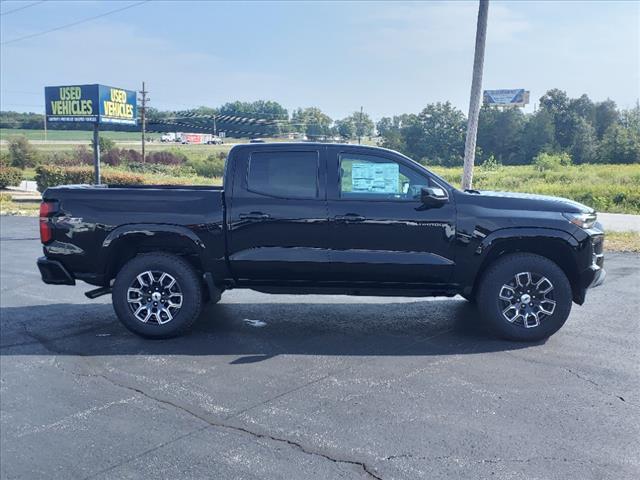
xmin=420 ymin=187 xmax=448 ymax=207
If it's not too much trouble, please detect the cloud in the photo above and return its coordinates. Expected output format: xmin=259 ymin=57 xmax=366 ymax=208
xmin=0 ymin=21 xmax=284 ymax=110
xmin=351 ymin=2 xmax=530 ymax=58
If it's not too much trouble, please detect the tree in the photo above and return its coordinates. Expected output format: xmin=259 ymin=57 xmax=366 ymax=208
xmin=218 ymin=100 xmax=288 ymax=136
xmin=377 ymin=114 xmax=415 ymax=152
xmin=291 ymin=107 xmax=333 ymax=137
xmin=598 ymin=124 xmax=640 ymax=164
xmin=569 ymin=94 xmax=596 ymax=125
xmin=594 ymin=99 xmax=619 ymax=139
xmin=409 ymin=102 xmax=466 ymax=165
xmin=569 ymin=117 xmax=597 ymax=164
xmin=91 ymin=135 xmax=116 ymax=153
xmin=477 ymin=106 xmax=525 ymax=164
xmin=519 ymin=110 xmax=555 ymax=164
xmin=336 ymin=111 xmax=374 ymax=140
xmin=8 ymin=136 xmax=39 ymax=169
xmin=539 ymin=88 xmax=574 ymax=148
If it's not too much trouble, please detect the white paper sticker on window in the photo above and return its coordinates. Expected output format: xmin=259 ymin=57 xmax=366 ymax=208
xmin=351 ymin=162 xmax=399 ymax=194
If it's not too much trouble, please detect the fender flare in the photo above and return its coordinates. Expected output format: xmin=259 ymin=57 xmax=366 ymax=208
xmin=100 ymin=223 xmax=207 ymax=277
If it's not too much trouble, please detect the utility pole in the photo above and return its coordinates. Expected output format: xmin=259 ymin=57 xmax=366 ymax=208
xmin=462 ymin=0 xmax=489 ymax=190
xmin=358 ymin=105 xmax=363 ymax=145
xmin=138 ymin=81 xmax=148 ymax=162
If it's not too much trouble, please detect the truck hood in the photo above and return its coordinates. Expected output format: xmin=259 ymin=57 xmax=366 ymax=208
xmin=474 ymin=190 xmax=594 ymax=214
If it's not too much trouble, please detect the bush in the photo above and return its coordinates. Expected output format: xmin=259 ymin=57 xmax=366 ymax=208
xmin=8 ymin=136 xmax=40 ymax=168
xmin=146 ymin=149 xmax=187 ymax=165
xmin=91 ymin=135 xmax=116 ymax=154
xmin=533 ymin=152 xmax=572 ymax=171
xmin=0 ymin=151 xmax=10 ymax=167
xmin=186 ymin=152 xmax=226 ymax=177
xmin=0 ymin=167 xmax=24 ymax=188
xmin=102 ymin=148 xmax=142 ymax=166
xmin=71 ymin=145 xmax=94 ymax=165
xmin=35 ymin=165 xmax=144 ymax=191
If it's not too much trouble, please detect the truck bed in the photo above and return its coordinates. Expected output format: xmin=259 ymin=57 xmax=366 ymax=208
xmin=41 ymin=184 xmax=226 ymax=285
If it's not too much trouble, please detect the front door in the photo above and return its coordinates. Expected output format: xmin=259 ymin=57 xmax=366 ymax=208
xmin=227 ymin=146 xmax=331 ymax=283
xmin=326 ymin=147 xmax=456 ymax=285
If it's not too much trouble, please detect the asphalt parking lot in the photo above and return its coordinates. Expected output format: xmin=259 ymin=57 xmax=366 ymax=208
xmin=1 ymin=215 xmax=638 ymax=480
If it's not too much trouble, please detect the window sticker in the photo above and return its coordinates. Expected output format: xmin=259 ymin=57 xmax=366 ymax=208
xmin=351 ymin=162 xmax=400 ymax=194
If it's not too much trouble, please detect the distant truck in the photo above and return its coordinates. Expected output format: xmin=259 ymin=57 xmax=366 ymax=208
xmin=160 ymin=132 xmax=223 ymax=145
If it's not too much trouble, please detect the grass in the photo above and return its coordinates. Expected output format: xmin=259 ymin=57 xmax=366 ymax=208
xmin=430 ymin=163 xmax=640 ymax=214
xmin=604 ymin=232 xmax=640 ymax=253
xmin=0 ymin=128 xmax=161 ymax=142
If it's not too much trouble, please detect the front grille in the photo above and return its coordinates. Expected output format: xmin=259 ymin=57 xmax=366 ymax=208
xmin=592 ymin=235 xmax=604 ymax=267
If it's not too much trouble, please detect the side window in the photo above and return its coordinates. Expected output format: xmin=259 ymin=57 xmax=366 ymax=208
xmin=248 ymin=151 xmax=319 ymax=199
xmin=339 ymin=153 xmax=431 ymax=200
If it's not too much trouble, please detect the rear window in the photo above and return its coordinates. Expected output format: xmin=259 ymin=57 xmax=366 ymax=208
xmin=248 ymin=151 xmax=319 ymax=199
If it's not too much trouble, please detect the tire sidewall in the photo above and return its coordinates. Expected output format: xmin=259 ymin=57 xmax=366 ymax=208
xmin=112 ymin=253 xmax=202 ymax=338
xmin=478 ymin=254 xmax=572 ymax=341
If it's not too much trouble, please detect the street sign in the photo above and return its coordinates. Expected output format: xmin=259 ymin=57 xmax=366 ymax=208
xmin=483 ymin=89 xmax=530 ymax=107
xmin=45 ymin=84 xmax=137 ymax=125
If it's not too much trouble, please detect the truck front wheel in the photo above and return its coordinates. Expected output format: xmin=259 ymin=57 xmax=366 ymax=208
xmin=477 ymin=253 xmax=572 ymax=341
xmin=112 ymin=253 xmax=202 ymax=338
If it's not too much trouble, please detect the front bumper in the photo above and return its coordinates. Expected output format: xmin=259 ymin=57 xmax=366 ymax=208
xmin=37 ymin=257 xmax=75 ymax=285
xmin=574 ymin=232 xmax=605 ymax=304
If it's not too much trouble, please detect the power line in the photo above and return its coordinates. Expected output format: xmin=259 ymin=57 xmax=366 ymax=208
xmin=0 ymin=0 xmax=45 ymax=16
xmin=1 ymin=0 xmax=149 ymax=45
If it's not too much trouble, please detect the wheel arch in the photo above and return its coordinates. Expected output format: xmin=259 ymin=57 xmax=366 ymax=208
xmin=101 ymin=224 xmax=207 ymax=283
xmin=470 ymin=229 xmax=583 ymax=304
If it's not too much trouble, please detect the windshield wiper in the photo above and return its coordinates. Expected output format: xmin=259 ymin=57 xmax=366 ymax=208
xmin=465 ymin=188 xmax=481 ymax=194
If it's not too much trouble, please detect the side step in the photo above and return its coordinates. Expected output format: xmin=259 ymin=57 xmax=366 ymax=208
xmin=85 ymin=286 xmax=112 ymax=299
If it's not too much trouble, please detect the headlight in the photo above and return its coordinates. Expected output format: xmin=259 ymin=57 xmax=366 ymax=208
xmin=563 ymin=212 xmax=597 ymax=229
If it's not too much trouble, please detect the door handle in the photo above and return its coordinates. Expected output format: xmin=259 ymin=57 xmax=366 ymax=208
xmin=239 ymin=212 xmax=271 ymax=220
xmin=334 ymin=214 xmax=366 ymax=222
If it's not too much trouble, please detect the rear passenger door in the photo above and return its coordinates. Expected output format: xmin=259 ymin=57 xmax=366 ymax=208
xmin=227 ymin=146 xmax=330 ymax=282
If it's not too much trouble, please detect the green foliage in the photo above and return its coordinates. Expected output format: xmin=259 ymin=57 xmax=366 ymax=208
xmin=431 ymin=164 xmax=640 ymax=214
xmin=533 ymin=152 xmax=572 ymax=171
xmin=291 ymin=107 xmax=333 ymax=137
xmin=0 ymin=167 xmax=24 ymax=188
xmin=598 ymin=123 xmax=640 ymax=164
xmin=91 ymin=135 xmax=116 ymax=153
xmin=477 ymin=106 xmax=525 ymax=164
xmin=186 ymin=151 xmax=226 ymax=178
xmin=480 ymin=155 xmax=501 ymax=171
xmin=336 ymin=111 xmax=375 ymax=139
xmin=8 ymin=136 xmax=40 ymax=169
xmin=411 ymin=102 xmax=466 ymax=166
xmin=34 ymin=165 xmax=145 ymax=192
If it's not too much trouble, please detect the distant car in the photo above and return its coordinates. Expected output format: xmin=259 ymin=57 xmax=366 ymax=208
xmin=249 ymin=138 xmax=265 ymax=143
xmin=207 ymin=137 xmax=224 ymax=145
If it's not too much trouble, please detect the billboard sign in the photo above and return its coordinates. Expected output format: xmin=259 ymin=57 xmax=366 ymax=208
xmin=45 ymin=84 xmax=137 ymax=125
xmin=483 ymin=89 xmax=530 ymax=106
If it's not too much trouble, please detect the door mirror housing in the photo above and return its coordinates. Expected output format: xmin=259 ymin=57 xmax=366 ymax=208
xmin=420 ymin=187 xmax=448 ymax=207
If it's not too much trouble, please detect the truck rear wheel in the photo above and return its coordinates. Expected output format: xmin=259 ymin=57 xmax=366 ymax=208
xmin=112 ymin=253 xmax=202 ymax=338
xmin=477 ymin=253 xmax=572 ymax=341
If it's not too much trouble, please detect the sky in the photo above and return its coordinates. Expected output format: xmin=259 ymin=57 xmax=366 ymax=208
xmin=1 ymin=0 xmax=639 ymax=120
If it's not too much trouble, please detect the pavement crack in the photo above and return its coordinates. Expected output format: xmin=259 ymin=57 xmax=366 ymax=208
xmin=565 ymin=368 xmax=635 ymax=407
xmin=89 ymin=373 xmax=383 ymax=480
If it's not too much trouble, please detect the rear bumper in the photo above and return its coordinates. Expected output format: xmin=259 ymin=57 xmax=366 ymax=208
xmin=37 ymin=257 xmax=75 ymax=285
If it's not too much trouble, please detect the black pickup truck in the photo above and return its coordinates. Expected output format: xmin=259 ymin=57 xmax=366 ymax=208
xmin=37 ymin=143 xmax=605 ymax=341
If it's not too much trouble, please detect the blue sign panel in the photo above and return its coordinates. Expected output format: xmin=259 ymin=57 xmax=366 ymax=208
xmin=45 ymin=84 xmax=137 ymax=125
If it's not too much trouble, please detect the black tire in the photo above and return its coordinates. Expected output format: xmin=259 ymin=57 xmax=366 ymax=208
xmin=112 ymin=253 xmax=202 ymax=339
xmin=477 ymin=253 xmax=572 ymax=341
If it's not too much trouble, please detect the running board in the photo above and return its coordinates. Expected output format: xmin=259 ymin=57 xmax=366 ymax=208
xmin=85 ymin=286 xmax=112 ymax=299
